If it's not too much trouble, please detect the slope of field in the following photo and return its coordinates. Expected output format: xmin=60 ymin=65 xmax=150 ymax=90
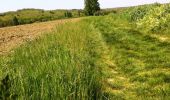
xmin=0 ymin=18 xmax=80 ymax=55
xmin=0 ymin=9 xmax=170 ymax=99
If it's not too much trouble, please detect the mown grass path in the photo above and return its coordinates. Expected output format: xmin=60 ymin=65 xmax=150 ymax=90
xmin=91 ymin=16 xmax=170 ymax=99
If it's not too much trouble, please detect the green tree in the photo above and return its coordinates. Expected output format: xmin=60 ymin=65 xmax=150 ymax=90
xmin=84 ymin=0 xmax=100 ymax=16
xmin=64 ymin=11 xmax=72 ymax=18
xmin=12 ymin=16 xmax=19 ymax=25
xmin=0 ymin=19 xmax=3 ymax=27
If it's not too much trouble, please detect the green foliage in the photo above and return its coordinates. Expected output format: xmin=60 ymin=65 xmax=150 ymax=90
xmin=129 ymin=6 xmax=150 ymax=21
xmin=64 ymin=11 xmax=72 ymax=18
xmin=137 ymin=4 xmax=170 ymax=32
xmin=0 ymin=9 xmax=85 ymax=28
xmin=84 ymin=0 xmax=100 ymax=15
xmin=13 ymin=16 xmax=19 ymax=25
xmin=0 ymin=75 xmax=11 ymax=99
xmin=94 ymin=9 xmax=117 ymax=16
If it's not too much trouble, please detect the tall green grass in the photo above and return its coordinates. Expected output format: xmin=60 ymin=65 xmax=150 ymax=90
xmin=0 ymin=19 xmax=107 ymax=99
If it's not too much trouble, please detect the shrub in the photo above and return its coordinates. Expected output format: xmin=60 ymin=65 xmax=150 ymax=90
xmin=137 ymin=4 xmax=170 ymax=32
xmin=64 ymin=11 xmax=72 ymax=18
xmin=129 ymin=6 xmax=150 ymax=21
xmin=12 ymin=16 xmax=19 ymax=25
xmin=95 ymin=10 xmax=117 ymax=16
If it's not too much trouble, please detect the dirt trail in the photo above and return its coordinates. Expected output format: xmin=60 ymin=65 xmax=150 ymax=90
xmin=0 ymin=18 xmax=80 ymax=55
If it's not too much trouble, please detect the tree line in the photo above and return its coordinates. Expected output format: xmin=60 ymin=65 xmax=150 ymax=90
xmin=0 ymin=0 xmax=117 ymax=28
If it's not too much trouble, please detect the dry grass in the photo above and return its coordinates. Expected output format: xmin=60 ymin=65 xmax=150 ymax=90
xmin=151 ymin=34 xmax=170 ymax=42
xmin=0 ymin=18 xmax=81 ymax=55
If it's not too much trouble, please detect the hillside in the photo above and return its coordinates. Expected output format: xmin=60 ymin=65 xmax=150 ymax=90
xmin=0 ymin=3 xmax=170 ymax=100
xmin=0 ymin=9 xmax=84 ymax=28
xmin=0 ymin=8 xmax=117 ymax=28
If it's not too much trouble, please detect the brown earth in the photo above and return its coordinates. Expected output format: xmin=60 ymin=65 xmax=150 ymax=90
xmin=0 ymin=18 xmax=81 ymax=55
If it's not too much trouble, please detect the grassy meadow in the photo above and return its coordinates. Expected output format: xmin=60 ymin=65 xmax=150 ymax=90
xmin=0 ymin=3 xmax=170 ymax=100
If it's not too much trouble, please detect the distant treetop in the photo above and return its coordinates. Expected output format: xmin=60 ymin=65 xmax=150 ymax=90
xmin=84 ymin=0 xmax=100 ymax=16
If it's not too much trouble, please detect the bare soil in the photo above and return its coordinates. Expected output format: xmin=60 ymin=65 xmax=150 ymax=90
xmin=0 ymin=18 xmax=80 ymax=55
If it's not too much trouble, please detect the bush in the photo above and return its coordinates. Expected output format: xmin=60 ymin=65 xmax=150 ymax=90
xmin=136 ymin=4 xmax=170 ymax=32
xmin=64 ymin=11 xmax=72 ymax=18
xmin=129 ymin=6 xmax=150 ymax=21
xmin=94 ymin=10 xmax=117 ymax=16
xmin=12 ymin=16 xmax=19 ymax=25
